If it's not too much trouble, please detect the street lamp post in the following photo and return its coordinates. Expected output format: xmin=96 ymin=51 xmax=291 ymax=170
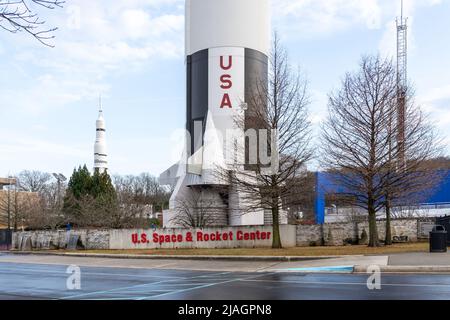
xmin=52 ymin=173 xmax=67 ymax=209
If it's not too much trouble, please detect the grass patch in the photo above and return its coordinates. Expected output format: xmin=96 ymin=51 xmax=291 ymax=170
xmin=62 ymin=242 xmax=429 ymax=257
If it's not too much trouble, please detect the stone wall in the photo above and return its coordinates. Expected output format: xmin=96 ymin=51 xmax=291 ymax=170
xmin=359 ymin=219 xmax=418 ymax=243
xmin=12 ymin=225 xmax=297 ymax=250
xmin=12 ymin=229 xmax=110 ymax=251
xmin=295 ymin=225 xmax=322 ymax=246
xmin=296 ymin=219 xmax=420 ymax=246
xmin=11 ymin=219 xmax=423 ymax=250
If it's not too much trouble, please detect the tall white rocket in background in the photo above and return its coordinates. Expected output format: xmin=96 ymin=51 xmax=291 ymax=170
xmin=94 ymin=98 xmax=108 ymax=173
xmin=160 ymin=0 xmax=277 ymax=228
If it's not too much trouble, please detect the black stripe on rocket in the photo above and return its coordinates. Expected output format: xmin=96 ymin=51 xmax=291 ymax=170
xmin=186 ymin=48 xmax=268 ymax=161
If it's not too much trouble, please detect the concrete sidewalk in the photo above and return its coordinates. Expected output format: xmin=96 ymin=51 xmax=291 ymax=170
xmin=1 ymin=250 xmax=343 ymax=262
xmin=388 ymin=252 xmax=450 ymax=266
xmin=0 ymin=251 xmax=384 ymax=273
xmin=353 ymin=252 xmax=450 ymax=274
xmin=1 ymin=250 xmax=450 ymax=274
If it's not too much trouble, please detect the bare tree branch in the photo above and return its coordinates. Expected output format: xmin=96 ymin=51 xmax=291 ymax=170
xmin=321 ymin=55 xmax=444 ymax=247
xmin=0 ymin=0 xmax=64 ymax=47
xmin=213 ymin=32 xmax=314 ymax=248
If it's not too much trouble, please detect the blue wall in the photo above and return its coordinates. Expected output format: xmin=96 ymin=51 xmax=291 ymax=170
xmin=423 ymin=170 xmax=450 ymax=204
xmin=314 ymin=170 xmax=450 ymax=224
xmin=314 ymin=172 xmax=325 ymax=225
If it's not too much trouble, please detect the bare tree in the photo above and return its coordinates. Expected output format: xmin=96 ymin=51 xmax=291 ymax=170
xmin=113 ymin=174 xmax=171 ymax=218
xmin=321 ymin=56 xmax=397 ymax=247
xmin=34 ymin=180 xmax=66 ymax=229
xmin=0 ymin=184 xmax=42 ymax=231
xmin=0 ymin=185 xmax=15 ymax=229
xmin=133 ymin=173 xmax=171 ymax=213
xmin=381 ymin=88 xmax=443 ymax=244
xmin=215 ymin=33 xmax=313 ymax=248
xmin=0 ymin=0 xmax=64 ymax=47
xmin=171 ymin=187 xmax=228 ymax=228
xmin=113 ymin=175 xmax=157 ymax=228
xmin=14 ymin=190 xmax=47 ymax=230
xmin=17 ymin=170 xmax=52 ymax=193
xmin=284 ymin=171 xmax=316 ymax=223
xmin=12 ymin=172 xmax=66 ymax=230
xmin=321 ymin=55 xmax=442 ymax=247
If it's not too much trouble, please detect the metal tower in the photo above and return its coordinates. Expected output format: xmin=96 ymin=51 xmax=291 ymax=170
xmin=396 ymin=0 xmax=408 ymax=169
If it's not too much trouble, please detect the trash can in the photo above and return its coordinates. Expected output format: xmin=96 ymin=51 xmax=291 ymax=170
xmin=430 ymin=225 xmax=448 ymax=253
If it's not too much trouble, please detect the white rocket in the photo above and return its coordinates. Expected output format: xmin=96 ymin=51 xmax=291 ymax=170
xmin=160 ymin=0 xmax=271 ymax=227
xmin=94 ymin=98 xmax=108 ymax=173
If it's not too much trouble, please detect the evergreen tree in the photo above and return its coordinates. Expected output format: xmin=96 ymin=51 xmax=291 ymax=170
xmin=63 ymin=166 xmax=91 ymax=224
xmin=67 ymin=165 xmax=93 ymax=199
xmin=63 ymin=166 xmax=117 ymax=227
xmin=92 ymin=170 xmax=118 ymax=220
xmin=92 ymin=169 xmax=116 ymax=202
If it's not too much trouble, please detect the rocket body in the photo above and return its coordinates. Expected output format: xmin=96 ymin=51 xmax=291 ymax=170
xmin=94 ymin=108 xmax=108 ymax=173
xmin=185 ymin=0 xmax=269 ymax=172
xmin=161 ymin=0 xmax=278 ymax=227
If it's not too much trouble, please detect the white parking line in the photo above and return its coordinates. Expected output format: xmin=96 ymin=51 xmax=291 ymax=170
xmin=136 ymin=272 xmax=276 ymax=300
xmin=60 ymin=271 xmax=236 ymax=300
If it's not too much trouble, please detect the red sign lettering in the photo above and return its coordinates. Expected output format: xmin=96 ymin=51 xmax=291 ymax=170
xmin=219 ymin=55 xmax=233 ymax=109
xmin=220 ymin=93 xmax=232 ymax=109
xmin=220 ymin=74 xmax=232 ymax=89
xmin=220 ymin=56 xmax=232 ymax=70
xmin=131 ymin=230 xmax=270 ymax=245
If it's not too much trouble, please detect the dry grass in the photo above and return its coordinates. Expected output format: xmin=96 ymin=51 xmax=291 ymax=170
xmin=69 ymin=242 xmax=429 ymax=257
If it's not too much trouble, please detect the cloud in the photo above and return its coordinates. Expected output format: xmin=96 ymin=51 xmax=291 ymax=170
xmin=273 ymin=0 xmax=443 ymax=42
xmin=0 ymin=129 xmax=90 ymax=176
xmin=272 ymin=0 xmax=383 ymax=38
xmin=1 ymin=69 xmax=110 ymax=115
xmin=309 ymin=89 xmax=328 ymax=125
xmin=1 ymin=0 xmax=185 ymax=116
xmin=0 ymin=0 xmax=187 ymax=175
xmin=419 ymin=85 xmax=450 ymax=128
xmin=421 ymin=85 xmax=450 ymax=105
xmin=378 ymin=0 xmax=443 ymax=56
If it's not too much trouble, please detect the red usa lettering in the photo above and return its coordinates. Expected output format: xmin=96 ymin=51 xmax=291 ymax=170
xmin=219 ymin=55 xmax=233 ymax=108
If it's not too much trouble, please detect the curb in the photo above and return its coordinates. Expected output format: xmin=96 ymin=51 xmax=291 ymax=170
xmin=354 ymin=265 xmax=450 ymax=274
xmin=1 ymin=251 xmax=350 ymax=262
xmin=271 ymin=266 xmax=355 ymax=273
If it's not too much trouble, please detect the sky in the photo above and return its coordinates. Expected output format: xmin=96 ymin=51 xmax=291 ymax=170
xmin=0 ymin=0 xmax=449 ymax=180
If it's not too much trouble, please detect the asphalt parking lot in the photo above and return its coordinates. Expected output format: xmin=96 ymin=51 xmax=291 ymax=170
xmin=0 ymin=254 xmax=450 ymax=300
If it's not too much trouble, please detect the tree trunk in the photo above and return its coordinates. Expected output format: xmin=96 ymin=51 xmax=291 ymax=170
xmin=368 ymin=200 xmax=379 ymax=247
xmin=271 ymin=200 xmax=282 ymax=249
xmin=354 ymin=221 xmax=359 ymax=245
xmin=385 ymin=197 xmax=392 ymax=245
xmin=14 ymin=196 xmax=18 ymax=232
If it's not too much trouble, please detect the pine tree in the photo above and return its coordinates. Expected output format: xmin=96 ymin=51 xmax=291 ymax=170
xmin=67 ymin=165 xmax=93 ymax=199
xmin=92 ymin=170 xmax=117 ymax=205
xmin=63 ymin=166 xmax=117 ymax=227
xmin=63 ymin=165 xmax=93 ymax=225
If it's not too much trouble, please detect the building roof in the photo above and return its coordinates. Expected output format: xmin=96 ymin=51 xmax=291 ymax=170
xmin=0 ymin=178 xmax=16 ymax=189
